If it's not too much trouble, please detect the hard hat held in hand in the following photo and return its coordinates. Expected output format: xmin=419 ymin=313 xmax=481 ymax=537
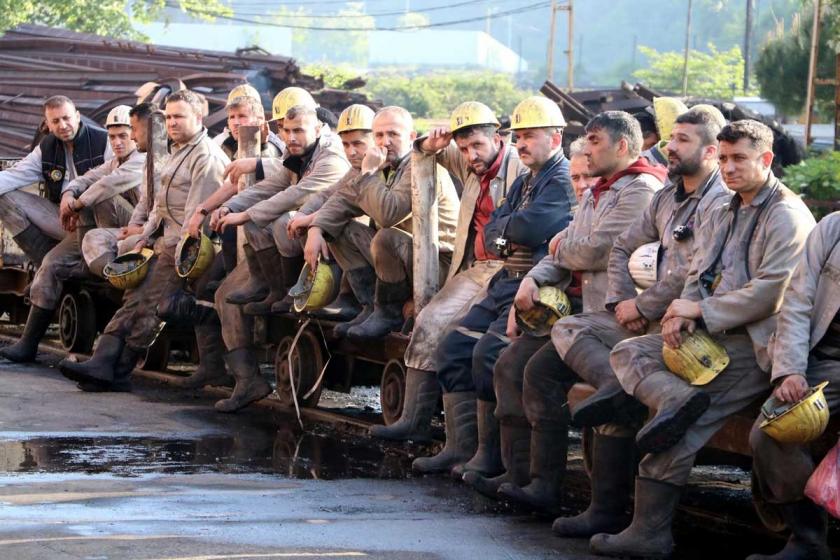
xmin=509 ymin=96 xmax=566 ymax=131
xmin=450 ymin=101 xmax=500 ymax=134
xmin=271 ymin=87 xmax=317 ymax=121
xmin=662 ymin=329 xmax=730 ymax=386
xmin=227 ymin=83 xmax=261 ymax=105
xmin=337 ymin=104 xmax=375 ymax=134
xmin=760 ymin=381 xmax=830 ymax=444
xmin=103 ymin=248 xmax=154 ymax=290
xmin=628 ymin=241 xmax=660 ymax=290
xmin=175 ymin=233 xmax=215 ymax=279
xmin=289 ymin=259 xmax=341 ymax=313
xmin=515 ymin=286 xmax=572 ymax=337
xmin=651 ymin=97 xmax=688 ymax=141
xmin=106 ymin=105 xmax=133 ymax=128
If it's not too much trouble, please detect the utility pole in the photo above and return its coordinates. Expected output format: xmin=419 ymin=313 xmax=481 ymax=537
xmin=546 ymin=0 xmax=574 ymax=90
xmin=547 ymin=0 xmax=558 ymax=82
xmin=682 ymin=0 xmax=693 ymax=96
xmin=743 ymin=0 xmax=754 ymax=92
xmin=804 ymin=0 xmax=823 ymax=148
xmin=567 ymin=0 xmax=574 ymax=91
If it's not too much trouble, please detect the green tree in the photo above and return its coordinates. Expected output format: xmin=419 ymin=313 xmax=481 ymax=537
xmin=633 ymin=44 xmax=747 ymax=99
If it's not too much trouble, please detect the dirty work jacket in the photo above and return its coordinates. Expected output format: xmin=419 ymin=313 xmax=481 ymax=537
xmin=528 ymin=170 xmax=662 ymax=313
xmin=415 ymin=138 xmax=527 ymax=279
xmin=62 ymin=149 xmax=145 ymax=208
xmin=224 ymin=133 xmax=349 ymax=227
xmin=298 ymin=168 xmax=360 ymax=216
xmin=681 ymin=176 xmax=815 ymax=372
xmin=606 ymin=169 xmax=731 ymax=320
xmin=141 ymin=128 xmax=229 ymax=247
xmin=769 ymin=212 xmax=840 ymax=382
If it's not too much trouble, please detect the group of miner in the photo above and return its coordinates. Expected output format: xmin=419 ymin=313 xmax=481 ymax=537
xmin=0 ymin=83 xmax=836 ymax=559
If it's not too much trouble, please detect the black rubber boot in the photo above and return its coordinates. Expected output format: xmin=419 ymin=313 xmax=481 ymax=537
xmin=463 ymin=418 xmax=531 ymax=499
xmin=13 ymin=224 xmax=58 ymax=266
xmin=498 ymin=427 xmax=568 ymax=512
xmin=412 ymin=392 xmax=477 ymax=474
xmin=589 ymin=477 xmax=681 ymax=558
xmin=346 ymin=280 xmax=410 ymax=340
xmin=77 ymin=345 xmax=141 ymax=393
xmin=633 ymin=371 xmax=711 ymax=454
xmin=243 ymin=249 xmax=289 ymax=316
xmin=369 ymin=367 xmax=440 ymax=442
xmin=0 ymin=305 xmax=54 ymax=363
xmin=173 ymin=323 xmax=230 ymax=389
xmin=452 ymin=399 xmax=503 ymax=479
xmin=745 ymin=500 xmax=831 ymax=560
xmin=552 ymin=433 xmax=635 ymax=538
xmin=270 ymin=255 xmax=305 ymax=314
xmin=58 ymin=334 xmax=124 ymax=385
xmin=226 ymin=245 xmax=269 ymax=304
xmin=214 ymin=348 xmax=273 ymax=412
xmin=332 ymin=267 xmax=377 ymax=338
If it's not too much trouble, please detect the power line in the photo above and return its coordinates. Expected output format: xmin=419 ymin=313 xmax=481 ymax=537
xmin=177 ymin=0 xmax=551 ymax=31
xmin=215 ymin=0 xmax=496 ymax=18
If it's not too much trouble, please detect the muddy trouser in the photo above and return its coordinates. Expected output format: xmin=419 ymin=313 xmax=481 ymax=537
xmin=404 ymin=260 xmax=502 ymax=372
xmin=219 ymin=225 xmax=237 ymax=273
xmin=102 ymin=238 xmax=184 ymax=350
xmin=270 ymin=211 xmax=304 ymax=258
xmin=368 ymin=227 xmax=451 ymax=286
xmin=242 ymin=220 xmax=275 ymax=252
xmin=496 ymin=336 xmax=556 ymax=421
xmin=750 ymin=356 xmax=840 ymax=505
xmin=29 ymin=197 xmax=135 ymax=309
xmin=0 ymin=189 xmax=64 ymax=241
xmin=611 ymin=332 xmax=769 ymax=485
xmin=217 ymin=259 xmax=253 ymax=351
xmin=327 ymin=221 xmax=376 ymax=272
xmin=81 ymin=229 xmax=144 ymax=274
xmin=436 ymin=271 xmax=519 ymax=401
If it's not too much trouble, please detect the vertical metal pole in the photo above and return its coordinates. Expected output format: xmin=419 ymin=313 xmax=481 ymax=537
xmin=804 ymin=0 xmax=823 ymax=148
xmin=567 ymin=0 xmax=574 ymax=91
xmin=743 ymin=0 xmax=754 ymax=92
xmin=410 ymin=151 xmax=439 ymax=313
xmin=147 ymin=111 xmax=167 ymax=210
xmin=682 ymin=0 xmax=693 ymax=96
xmin=547 ymin=0 xmax=557 ymax=81
xmin=236 ymin=125 xmax=261 ymax=262
xmin=835 ymin=54 xmax=840 ymax=152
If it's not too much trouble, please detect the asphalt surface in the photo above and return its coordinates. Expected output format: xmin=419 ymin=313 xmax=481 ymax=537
xmin=0 ymin=344 xmax=822 ymax=560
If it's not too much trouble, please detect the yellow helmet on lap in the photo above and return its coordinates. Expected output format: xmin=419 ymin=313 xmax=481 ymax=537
xmin=662 ymin=330 xmax=730 ymax=386
xmin=760 ymin=381 xmax=830 ymax=444
xmin=289 ymin=259 xmax=341 ymax=313
xmin=515 ymin=286 xmax=572 ymax=337
xmin=175 ymin=233 xmax=215 ymax=279
xmin=104 ymin=248 xmax=154 ymax=290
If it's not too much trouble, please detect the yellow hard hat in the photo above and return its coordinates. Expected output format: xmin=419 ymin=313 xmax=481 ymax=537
xmin=227 ymin=83 xmax=261 ymax=105
xmin=760 ymin=381 xmax=830 ymax=444
xmin=628 ymin=241 xmax=660 ymax=289
xmin=103 ymin=248 xmax=154 ymax=290
xmin=652 ymin=97 xmax=688 ymax=140
xmin=509 ymin=96 xmax=566 ymax=130
xmin=175 ymin=233 xmax=215 ymax=279
xmin=662 ymin=330 xmax=730 ymax=386
xmin=515 ymin=285 xmax=573 ymax=337
xmin=271 ymin=87 xmax=318 ymax=121
xmin=450 ymin=101 xmax=500 ymax=134
xmin=105 ymin=105 xmax=132 ymax=128
xmin=337 ymin=104 xmax=375 ymax=134
xmin=289 ymin=259 xmax=341 ymax=312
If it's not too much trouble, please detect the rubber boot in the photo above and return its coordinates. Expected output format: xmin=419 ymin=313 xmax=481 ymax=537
xmin=58 ymin=334 xmax=124 ymax=385
xmin=270 ymin=255 xmax=305 ymax=314
xmin=0 ymin=305 xmax=53 ymax=363
xmin=77 ymin=345 xmax=141 ymax=392
xmin=214 ymin=348 xmax=273 ymax=412
xmin=13 ymin=224 xmax=58 ymax=266
xmin=346 ymin=280 xmax=410 ymax=340
xmin=745 ymin=500 xmax=831 ymax=560
xmin=244 ymin=249 xmax=289 ymax=315
xmin=552 ymin=433 xmax=635 ymax=537
xmin=498 ymin=427 xmax=568 ymax=512
xmin=564 ymin=339 xmax=646 ymax=428
xmin=464 ymin=418 xmax=531 ymax=499
xmin=369 ymin=367 xmax=440 ymax=442
xmin=633 ymin=371 xmax=711 ymax=454
xmin=156 ymin=289 xmax=216 ymax=325
xmin=173 ymin=323 xmax=230 ymax=389
xmin=412 ymin=392 xmax=477 ymax=474
xmin=308 ymin=275 xmax=360 ymax=321
xmin=226 ymin=245 xmax=269 ymax=304
xmin=332 ymin=267 xmax=377 ymax=337
xmin=589 ymin=477 xmax=681 ymax=558
xmin=452 ymin=400 xmax=503 ymax=479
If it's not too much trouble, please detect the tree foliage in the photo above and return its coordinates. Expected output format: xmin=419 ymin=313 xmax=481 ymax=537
xmin=633 ymin=44 xmax=748 ymax=99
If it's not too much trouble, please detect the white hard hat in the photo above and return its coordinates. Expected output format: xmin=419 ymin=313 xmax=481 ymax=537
xmin=106 ymin=105 xmax=133 ymax=128
xmin=628 ymin=241 xmax=660 ymax=289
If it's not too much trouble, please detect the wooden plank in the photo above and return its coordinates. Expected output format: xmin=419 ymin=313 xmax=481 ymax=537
xmin=236 ymin=125 xmax=261 ymax=262
xmin=410 ymin=150 xmax=440 ymax=313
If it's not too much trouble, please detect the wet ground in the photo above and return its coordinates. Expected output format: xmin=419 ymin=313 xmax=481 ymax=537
xmin=0 ymin=340 xmax=828 ymax=559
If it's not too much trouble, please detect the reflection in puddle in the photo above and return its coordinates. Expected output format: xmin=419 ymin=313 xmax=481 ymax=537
xmin=0 ymin=425 xmax=413 ymax=479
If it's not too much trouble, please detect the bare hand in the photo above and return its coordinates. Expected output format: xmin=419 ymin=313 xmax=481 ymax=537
xmin=210 ymin=207 xmax=231 ymax=232
xmin=132 ymin=237 xmax=149 ymax=253
xmin=59 ymin=194 xmax=78 ymax=232
xmin=623 ymin=317 xmax=649 ymax=335
xmin=662 ymin=299 xmax=703 ymax=324
xmin=303 ymin=227 xmax=330 ymax=271
xmin=218 ymin=211 xmax=250 ymax=232
xmin=361 ymin=145 xmax=388 ymax=174
xmin=186 ymin=210 xmax=205 ymax=239
xmin=117 ymin=224 xmax=143 ymax=241
xmin=514 ymin=277 xmax=540 ymax=313
xmin=773 ymin=374 xmax=809 ymax=403
xmin=421 ymin=127 xmax=453 ymax=153
xmin=662 ymin=317 xmax=696 ymax=349
xmin=287 ymin=212 xmax=314 ymax=239
xmin=505 ymin=305 xmax=521 ymax=340
xmin=615 ymin=298 xmax=642 ymax=325
xmin=223 ymin=158 xmax=258 ymax=186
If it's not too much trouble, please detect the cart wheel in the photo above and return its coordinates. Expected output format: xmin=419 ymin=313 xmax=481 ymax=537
xmin=139 ymin=335 xmax=170 ymax=371
xmin=274 ymin=330 xmax=324 ymax=409
xmin=582 ymin=427 xmax=594 ymax=478
xmin=58 ymin=291 xmax=97 ymax=353
xmin=380 ymin=359 xmax=406 ymax=426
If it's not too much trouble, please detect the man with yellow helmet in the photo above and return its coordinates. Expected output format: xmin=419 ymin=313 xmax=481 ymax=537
xmin=369 ymin=100 xmax=527 ymax=443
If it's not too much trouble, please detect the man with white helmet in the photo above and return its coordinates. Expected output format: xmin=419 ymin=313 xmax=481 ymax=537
xmin=0 ymin=104 xmax=145 ymax=363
